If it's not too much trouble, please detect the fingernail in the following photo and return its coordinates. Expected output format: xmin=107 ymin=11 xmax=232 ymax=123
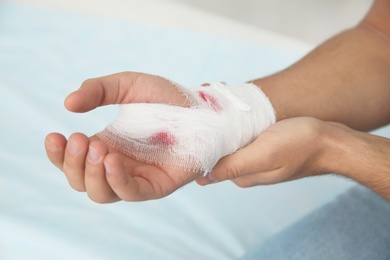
xmin=87 ymin=146 xmax=101 ymax=163
xmin=203 ymin=172 xmax=216 ymax=185
xmin=104 ymin=161 xmax=112 ymax=174
xmin=45 ymin=140 xmax=59 ymax=152
xmin=68 ymin=139 xmax=80 ymax=155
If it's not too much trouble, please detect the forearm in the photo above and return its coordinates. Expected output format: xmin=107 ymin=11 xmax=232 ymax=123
xmin=322 ymin=122 xmax=390 ymax=201
xmin=253 ymin=2 xmax=390 ymax=131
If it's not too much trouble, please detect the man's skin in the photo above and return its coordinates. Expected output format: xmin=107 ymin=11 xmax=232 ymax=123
xmin=45 ymin=0 xmax=390 ymax=202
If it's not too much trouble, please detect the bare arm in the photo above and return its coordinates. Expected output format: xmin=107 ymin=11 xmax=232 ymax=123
xmin=324 ymin=121 xmax=390 ymax=200
xmin=254 ymin=0 xmax=390 ymax=131
xmin=200 ymin=0 xmax=390 ymax=201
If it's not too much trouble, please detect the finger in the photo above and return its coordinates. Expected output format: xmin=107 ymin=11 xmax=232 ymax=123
xmin=45 ymin=133 xmax=67 ymax=171
xmin=196 ymin=152 xmax=247 ymax=186
xmin=63 ymin=133 xmax=90 ymax=192
xmin=64 ymin=72 xmax=137 ymax=113
xmin=84 ymin=140 xmax=120 ymax=203
xmin=195 ymin=171 xmax=217 ymax=185
xmin=197 ymin=136 xmax=275 ymax=185
xmin=65 ymin=72 xmax=188 ymax=113
xmin=104 ymin=154 xmax=164 ymax=201
xmin=231 ymin=169 xmax=283 ymax=187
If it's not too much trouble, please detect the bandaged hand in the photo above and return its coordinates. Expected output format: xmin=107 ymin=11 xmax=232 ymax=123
xmin=45 ymin=72 xmax=275 ymax=202
xmin=99 ymin=79 xmax=275 ymax=175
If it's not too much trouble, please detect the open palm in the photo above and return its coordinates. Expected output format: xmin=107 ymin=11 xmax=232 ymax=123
xmin=45 ymin=72 xmax=200 ymax=203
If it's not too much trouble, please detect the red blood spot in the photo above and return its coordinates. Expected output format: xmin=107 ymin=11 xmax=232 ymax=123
xmin=199 ymin=91 xmax=208 ymax=101
xmin=151 ymin=132 xmax=176 ymax=147
xmin=198 ymin=91 xmax=222 ymax=112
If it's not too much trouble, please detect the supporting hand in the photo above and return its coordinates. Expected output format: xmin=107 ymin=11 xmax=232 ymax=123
xmin=197 ymin=117 xmax=333 ymax=187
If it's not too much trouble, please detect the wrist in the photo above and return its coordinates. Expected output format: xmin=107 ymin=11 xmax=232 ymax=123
xmin=321 ymin=122 xmax=390 ymax=186
xmin=317 ymin=122 xmax=351 ymax=176
xmin=303 ymin=120 xmax=346 ymax=176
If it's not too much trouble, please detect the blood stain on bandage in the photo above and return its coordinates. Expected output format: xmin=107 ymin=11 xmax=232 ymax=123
xmin=151 ymin=131 xmax=176 ymax=147
xmin=198 ymin=91 xmax=222 ymax=111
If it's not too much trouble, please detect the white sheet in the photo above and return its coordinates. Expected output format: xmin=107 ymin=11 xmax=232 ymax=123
xmin=0 ymin=2 xmax=359 ymax=259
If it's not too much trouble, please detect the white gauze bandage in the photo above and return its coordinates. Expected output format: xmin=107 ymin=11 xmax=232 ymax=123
xmin=98 ymin=82 xmax=276 ymax=174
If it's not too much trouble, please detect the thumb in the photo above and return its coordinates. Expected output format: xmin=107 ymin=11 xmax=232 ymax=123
xmin=65 ymin=72 xmax=187 ymax=113
xmin=196 ymin=151 xmax=246 ymax=186
xmin=196 ymin=135 xmax=271 ymax=186
xmin=65 ymin=72 xmax=142 ymax=113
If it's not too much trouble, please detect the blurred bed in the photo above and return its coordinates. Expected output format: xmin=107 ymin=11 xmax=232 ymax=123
xmin=0 ymin=0 xmax=362 ymax=259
